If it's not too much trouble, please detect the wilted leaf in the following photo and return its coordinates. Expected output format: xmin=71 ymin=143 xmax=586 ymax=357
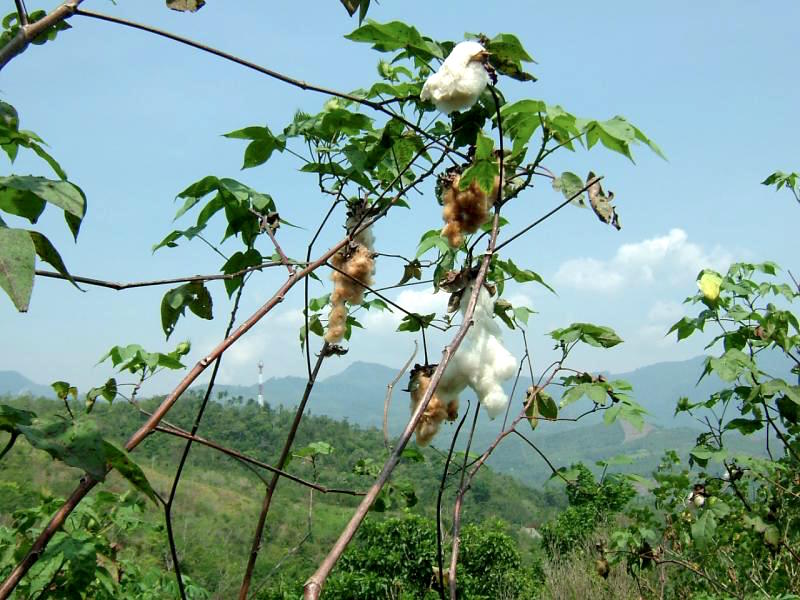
xmin=166 ymin=0 xmax=205 ymax=11
xmin=586 ymin=172 xmax=620 ymax=230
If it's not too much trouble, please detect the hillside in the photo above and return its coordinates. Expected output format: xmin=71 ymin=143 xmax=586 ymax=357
xmin=0 ymin=394 xmax=559 ymax=597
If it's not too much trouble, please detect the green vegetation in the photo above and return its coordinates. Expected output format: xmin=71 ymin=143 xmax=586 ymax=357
xmin=1 ymin=1 xmax=798 ymax=598
xmin=1 ymin=393 xmax=558 ymax=597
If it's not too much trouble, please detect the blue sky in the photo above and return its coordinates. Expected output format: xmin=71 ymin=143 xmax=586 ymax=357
xmin=2 ymin=0 xmax=798 ymax=394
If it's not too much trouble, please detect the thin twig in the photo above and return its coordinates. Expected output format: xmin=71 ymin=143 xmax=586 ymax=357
xmin=303 ymin=207 xmax=504 ymax=599
xmin=383 ymin=342 xmax=418 ymax=449
xmin=0 ymin=0 xmax=83 ymax=70
xmin=238 ymin=344 xmax=329 ymax=599
xmin=164 ymin=276 xmax=248 ymax=599
xmin=494 ymin=176 xmax=603 ymax=253
xmin=71 ymin=8 xmax=465 ymax=160
xmin=0 ymin=147 xmax=436 ymax=598
xmin=13 ymin=0 xmax=28 ymax=26
xmin=435 ymin=401 xmax=471 ymax=599
xmin=35 ymin=263 xmax=280 ymax=290
xmin=325 ymin=261 xmax=446 ymax=332
xmin=152 ymin=426 xmax=362 ymax=496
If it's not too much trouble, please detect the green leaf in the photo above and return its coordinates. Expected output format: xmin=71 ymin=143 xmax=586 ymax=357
xmin=485 ymin=32 xmax=536 ymax=82
xmin=18 ymin=417 xmax=107 ymax=480
xmin=397 ymin=312 xmax=435 ymax=332
xmin=0 ymin=403 xmax=35 ymax=432
xmin=345 ymin=20 xmax=441 ymax=59
xmin=0 ymin=176 xmax=86 ymax=240
xmin=51 ymin=381 xmax=78 ymax=402
xmin=221 ymin=248 xmax=262 ymax=297
xmin=401 ymin=447 xmax=425 ymax=463
xmin=27 ymin=230 xmax=80 ymax=290
xmin=549 ymin=322 xmax=623 ymax=348
xmin=86 ymin=378 xmax=117 ymax=413
xmin=0 ymin=226 xmax=35 ymax=311
xmin=160 ymin=281 xmax=214 ymax=339
xmin=552 ymin=171 xmax=586 ymax=205
xmin=102 ymin=441 xmax=158 ymax=503
xmin=513 ymin=306 xmax=535 ymax=326
xmin=691 ymin=510 xmax=716 ymax=550
xmin=223 ymin=125 xmax=286 ymax=169
xmin=416 ymin=230 xmax=449 ymax=258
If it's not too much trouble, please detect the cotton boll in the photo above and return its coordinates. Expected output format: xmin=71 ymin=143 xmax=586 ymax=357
xmin=409 ymin=366 xmax=459 ymax=446
xmin=325 ymin=302 xmax=348 ymax=343
xmin=324 ymin=224 xmax=375 ymax=343
xmin=440 ymin=285 xmax=517 ymax=419
xmin=421 ymin=41 xmax=490 ymax=114
xmin=440 ymin=174 xmax=498 ymax=248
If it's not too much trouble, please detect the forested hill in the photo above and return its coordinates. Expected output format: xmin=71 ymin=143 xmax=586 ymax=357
xmin=1 ymin=394 xmax=561 ymax=596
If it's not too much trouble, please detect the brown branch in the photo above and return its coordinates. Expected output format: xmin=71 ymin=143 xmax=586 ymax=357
xmin=35 ymin=263 xmax=280 ymax=290
xmin=0 ymin=232 xmax=355 ymax=599
xmin=303 ymin=208 xmax=504 ymax=599
xmin=383 ymin=341 xmax=418 ymax=449
xmin=238 ymin=343 xmax=329 ymax=599
xmin=153 ymin=425 xmax=362 ymax=497
xmin=13 ymin=0 xmax=28 ymax=27
xmin=0 ymin=0 xmax=83 ymax=70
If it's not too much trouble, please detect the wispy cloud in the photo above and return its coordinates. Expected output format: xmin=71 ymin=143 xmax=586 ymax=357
xmin=553 ymin=229 xmax=732 ymax=293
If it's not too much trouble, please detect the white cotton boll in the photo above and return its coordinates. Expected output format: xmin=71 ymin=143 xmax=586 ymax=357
xmin=441 ymin=285 xmax=517 ymax=419
xmin=421 ymin=41 xmax=490 ymax=114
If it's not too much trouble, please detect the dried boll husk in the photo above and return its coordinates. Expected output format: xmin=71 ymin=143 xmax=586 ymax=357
xmin=409 ymin=363 xmax=459 ymax=446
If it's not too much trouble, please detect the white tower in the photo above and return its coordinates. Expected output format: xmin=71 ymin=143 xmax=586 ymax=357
xmin=257 ymin=360 xmax=264 ymax=406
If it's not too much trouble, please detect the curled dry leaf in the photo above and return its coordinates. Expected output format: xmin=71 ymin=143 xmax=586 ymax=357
xmin=167 ymin=0 xmax=206 ymax=12
xmin=586 ymin=171 xmax=621 ymax=230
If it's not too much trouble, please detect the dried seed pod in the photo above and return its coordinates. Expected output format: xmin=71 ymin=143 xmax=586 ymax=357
xmin=440 ymin=174 xmax=499 ymax=248
xmin=409 ymin=363 xmax=459 ymax=446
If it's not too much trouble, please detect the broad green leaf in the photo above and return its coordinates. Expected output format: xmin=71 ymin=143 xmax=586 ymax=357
xmin=86 ymin=378 xmax=117 ymax=413
xmin=549 ymin=322 xmax=623 ymax=348
xmin=161 ymin=281 xmax=214 ymax=339
xmin=459 ymin=159 xmax=499 ymax=196
xmin=552 ymin=171 xmax=586 ymax=205
xmin=102 ymin=441 xmax=158 ymax=503
xmin=27 ymin=230 xmax=80 ymax=289
xmin=397 ymin=312 xmax=435 ymax=332
xmin=223 ymin=125 xmax=286 ymax=169
xmin=0 ymin=403 xmax=35 ymax=432
xmin=18 ymin=417 xmax=107 ymax=479
xmin=691 ymin=510 xmax=716 ymax=550
xmin=0 ymin=226 xmax=35 ymax=311
xmin=0 ymin=176 xmax=86 ymax=240
xmin=345 ymin=20 xmax=441 ymax=59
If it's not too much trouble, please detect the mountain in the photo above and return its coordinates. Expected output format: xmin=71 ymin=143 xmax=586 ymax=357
xmin=0 ymin=370 xmax=54 ymax=398
xmin=4 ymin=351 xmax=787 ymax=486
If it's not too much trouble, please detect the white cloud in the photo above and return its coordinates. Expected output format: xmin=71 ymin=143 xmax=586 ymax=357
xmin=646 ymin=300 xmax=684 ymax=323
xmin=553 ymin=229 xmax=732 ymax=293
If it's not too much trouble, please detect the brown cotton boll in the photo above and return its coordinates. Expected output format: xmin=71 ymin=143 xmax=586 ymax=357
xmin=410 ymin=370 xmax=448 ymax=446
xmin=440 ymin=174 xmax=496 ymax=248
xmin=325 ymin=301 xmax=348 ymax=343
xmin=445 ymin=398 xmax=459 ymax=421
xmin=442 ymin=222 xmax=464 ymax=248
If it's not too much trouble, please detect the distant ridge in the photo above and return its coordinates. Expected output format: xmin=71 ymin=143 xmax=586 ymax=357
xmin=0 ymin=370 xmax=55 ymax=399
xmin=2 ymin=353 xmax=786 ymax=485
